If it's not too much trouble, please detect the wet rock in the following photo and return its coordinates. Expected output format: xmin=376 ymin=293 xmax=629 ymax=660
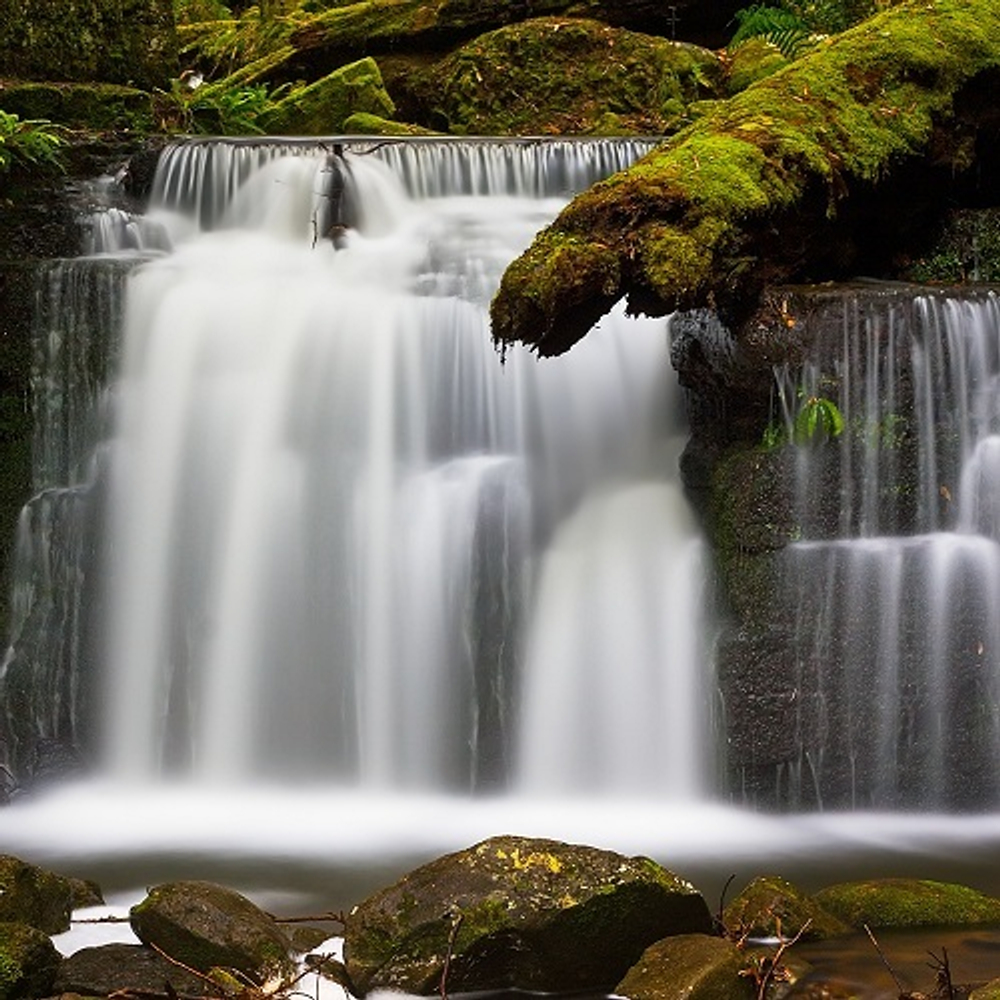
xmin=723 ymin=875 xmax=851 ymax=941
xmin=54 ymin=943 xmax=210 ymax=996
xmin=0 ymin=857 xmax=74 ymax=936
xmin=616 ymin=933 xmax=756 ymax=1000
xmin=814 ymin=879 xmax=1000 ymax=930
xmin=0 ymin=921 xmax=60 ymax=1000
xmin=130 ymin=881 xmax=294 ymax=983
xmin=343 ymin=834 xmax=712 ymax=995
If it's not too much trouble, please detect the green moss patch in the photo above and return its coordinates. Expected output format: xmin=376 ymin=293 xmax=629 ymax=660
xmin=814 ymin=879 xmax=1000 ymax=929
xmin=491 ymin=0 xmax=1000 ymax=355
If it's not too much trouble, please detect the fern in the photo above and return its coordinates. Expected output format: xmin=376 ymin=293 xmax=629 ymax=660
xmin=730 ymin=4 xmax=816 ymax=57
xmin=0 ymin=111 xmax=66 ymax=173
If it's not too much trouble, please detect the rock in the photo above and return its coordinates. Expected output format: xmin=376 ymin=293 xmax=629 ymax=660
xmin=0 ymin=922 xmax=60 ymax=1000
xmin=0 ymin=0 xmax=177 ymax=89
xmin=65 ymin=877 xmax=104 ymax=911
xmin=343 ymin=834 xmax=713 ymax=996
xmin=616 ymin=933 xmax=756 ymax=1000
xmin=723 ymin=875 xmax=851 ymax=941
xmin=0 ymin=857 xmax=74 ymax=936
xmin=263 ymin=58 xmax=395 ymax=135
xmin=971 ymin=978 xmax=1000 ymax=1000
xmin=723 ymin=38 xmax=790 ymax=95
xmin=813 ymin=879 xmax=1000 ymax=930
xmin=0 ymin=82 xmax=155 ymax=133
xmin=54 ymin=943 xmax=210 ymax=996
xmin=129 ymin=881 xmax=294 ymax=983
xmin=490 ymin=0 xmax=1000 ymax=356
xmin=393 ymin=18 xmax=722 ymax=136
xmin=341 ymin=113 xmax=440 ymax=136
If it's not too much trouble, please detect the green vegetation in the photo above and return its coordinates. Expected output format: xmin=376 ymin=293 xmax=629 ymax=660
xmin=0 ymin=112 xmax=65 ymax=173
xmin=492 ymin=0 xmax=1000 ymax=356
xmin=153 ymin=77 xmax=288 ymax=133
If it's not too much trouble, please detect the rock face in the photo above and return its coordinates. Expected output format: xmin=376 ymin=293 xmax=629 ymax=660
xmin=616 ymin=934 xmax=755 ymax=1000
xmin=0 ymin=0 xmax=177 ymax=89
xmin=343 ymin=835 xmax=713 ymax=996
xmin=0 ymin=856 xmax=73 ymax=936
xmin=0 ymin=922 xmax=60 ymax=1000
xmin=129 ymin=881 xmax=294 ymax=983
xmin=490 ymin=0 xmax=1000 ymax=356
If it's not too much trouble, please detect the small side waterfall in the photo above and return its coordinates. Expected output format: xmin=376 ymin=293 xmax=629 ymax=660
xmin=774 ymin=290 xmax=1000 ymax=809
xmin=2 ymin=138 xmax=710 ymax=800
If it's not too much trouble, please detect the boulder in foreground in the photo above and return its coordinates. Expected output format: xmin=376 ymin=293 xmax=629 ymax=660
xmin=343 ymin=834 xmax=712 ymax=995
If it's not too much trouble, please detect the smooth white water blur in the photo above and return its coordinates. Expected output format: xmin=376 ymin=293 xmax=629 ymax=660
xmin=93 ymin=141 xmax=709 ymax=797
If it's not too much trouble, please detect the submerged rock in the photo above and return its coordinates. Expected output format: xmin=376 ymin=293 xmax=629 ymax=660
xmin=0 ymin=856 xmax=74 ymax=936
xmin=343 ymin=834 xmax=712 ymax=996
xmin=814 ymin=879 xmax=1000 ymax=930
xmin=0 ymin=922 xmax=60 ymax=1000
xmin=129 ymin=880 xmax=294 ymax=983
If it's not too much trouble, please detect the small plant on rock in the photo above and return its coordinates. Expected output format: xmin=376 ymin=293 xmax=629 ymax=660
xmin=0 ymin=111 xmax=66 ymax=173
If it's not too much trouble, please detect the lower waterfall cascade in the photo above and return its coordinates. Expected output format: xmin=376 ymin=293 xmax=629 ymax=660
xmin=5 ymin=139 xmax=1000 ymax=898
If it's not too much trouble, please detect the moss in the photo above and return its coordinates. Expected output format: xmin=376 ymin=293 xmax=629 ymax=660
xmin=903 ymin=207 xmax=1000 ymax=282
xmin=814 ymin=879 xmax=1000 ymax=929
xmin=491 ymin=0 xmax=1000 ymax=355
xmin=0 ymin=0 xmax=177 ymax=89
xmin=262 ymin=56 xmax=394 ymax=134
xmin=398 ymin=17 xmax=722 ymax=136
xmin=0 ymin=83 xmax=154 ymax=132
xmin=342 ymin=112 xmax=439 ymax=135
xmin=725 ymin=38 xmax=791 ymax=94
xmin=723 ymin=875 xmax=851 ymax=941
xmin=0 ymin=922 xmax=60 ymax=1000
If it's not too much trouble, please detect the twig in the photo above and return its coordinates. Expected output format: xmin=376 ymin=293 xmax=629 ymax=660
xmin=269 ymin=911 xmax=346 ymax=927
xmin=716 ymin=874 xmax=737 ymax=935
xmin=865 ymin=924 xmax=908 ymax=997
xmin=928 ymin=947 xmax=955 ymax=1000
xmin=440 ymin=911 xmax=464 ymax=1000
xmin=73 ymin=915 xmax=132 ymax=924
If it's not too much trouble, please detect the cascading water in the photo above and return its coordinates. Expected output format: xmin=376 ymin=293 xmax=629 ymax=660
xmin=3 ymin=138 xmax=710 ymax=805
xmin=773 ymin=289 xmax=1000 ymax=809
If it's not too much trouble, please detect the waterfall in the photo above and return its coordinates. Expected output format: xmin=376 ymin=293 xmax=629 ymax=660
xmin=774 ymin=289 xmax=1000 ymax=809
xmin=2 ymin=138 xmax=711 ymax=801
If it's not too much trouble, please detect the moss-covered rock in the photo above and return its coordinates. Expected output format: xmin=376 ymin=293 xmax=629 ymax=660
xmin=723 ymin=875 xmax=851 ymax=941
xmin=724 ymin=38 xmax=790 ymax=94
xmin=262 ymin=57 xmax=394 ymax=134
xmin=0 ymin=82 xmax=154 ymax=132
xmin=0 ymin=0 xmax=177 ymax=89
xmin=490 ymin=0 xmax=1000 ymax=356
xmin=129 ymin=881 xmax=294 ymax=983
xmin=397 ymin=18 xmax=722 ymax=136
xmin=0 ymin=857 xmax=73 ymax=936
xmin=342 ymin=112 xmax=439 ymax=136
xmin=343 ymin=835 xmax=712 ymax=996
xmin=616 ymin=933 xmax=756 ymax=1000
xmin=902 ymin=207 xmax=1000 ymax=283
xmin=0 ymin=922 xmax=59 ymax=1000
xmin=813 ymin=879 xmax=1000 ymax=929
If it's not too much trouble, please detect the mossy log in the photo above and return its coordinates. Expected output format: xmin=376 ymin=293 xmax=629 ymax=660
xmin=490 ymin=0 xmax=1000 ymax=356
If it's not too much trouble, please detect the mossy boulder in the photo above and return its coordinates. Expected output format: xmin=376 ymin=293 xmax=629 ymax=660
xmin=723 ymin=875 xmax=851 ymax=941
xmin=0 ymin=0 xmax=177 ymax=89
xmin=971 ymin=978 xmax=1000 ymax=1000
xmin=397 ymin=18 xmax=722 ymax=136
xmin=490 ymin=0 xmax=1000 ymax=356
xmin=342 ymin=112 xmax=439 ymax=136
xmin=54 ymin=943 xmax=210 ymax=996
xmin=814 ymin=879 xmax=1000 ymax=929
xmin=0 ymin=82 xmax=154 ymax=132
xmin=724 ymin=39 xmax=791 ymax=95
xmin=129 ymin=881 xmax=294 ymax=983
xmin=616 ymin=933 xmax=756 ymax=1000
xmin=262 ymin=57 xmax=394 ymax=135
xmin=0 ymin=922 xmax=60 ymax=1000
xmin=0 ymin=857 xmax=73 ymax=936
xmin=343 ymin=835 xmax=713 ymax=995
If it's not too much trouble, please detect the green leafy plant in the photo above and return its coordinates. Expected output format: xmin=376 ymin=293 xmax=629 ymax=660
xmin=793 ymin=394 xmax=844 ymax=445
xmin=154 ymin=79 xmax=287 ymax=134
xmin=0 ymin=111 xmax=66 ymax=173
xmin=729 ymin=0 xmax=881 ymax=56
